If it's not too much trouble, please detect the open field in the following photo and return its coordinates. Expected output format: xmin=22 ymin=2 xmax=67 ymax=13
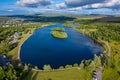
xmin=25 ymin=68 xmax=92 ymax=80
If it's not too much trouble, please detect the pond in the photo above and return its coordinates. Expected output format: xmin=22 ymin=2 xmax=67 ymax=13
xmin=20 ymin=24 xmax=103 ymax=69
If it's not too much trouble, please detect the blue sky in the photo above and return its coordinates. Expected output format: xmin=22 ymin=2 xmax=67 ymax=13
xmin=0 ymin=0 xmax=120 ymax=15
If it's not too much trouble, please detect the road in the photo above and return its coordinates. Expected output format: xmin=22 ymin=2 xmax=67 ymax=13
xmin=93 ymin=42 xmax=111 ymax=80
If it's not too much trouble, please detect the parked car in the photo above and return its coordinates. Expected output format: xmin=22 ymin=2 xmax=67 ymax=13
xmin=92 ymin=70 xmax=97 ymax=80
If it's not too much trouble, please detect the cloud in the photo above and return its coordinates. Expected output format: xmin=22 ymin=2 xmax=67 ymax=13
xmin=57 ymin=0 xmax=120 ymax=10
xmin=56 ymin=3 xmax=67 ymax=9
xmin=7 ymin=9 xmax=14 ymax=12
xmin=88 ymin=0 xmax=120 ymax=9
xmin=65 ymin=0 xmax=105 ymax=7
xmin=16 ymin=0 xmax=53 ymax=8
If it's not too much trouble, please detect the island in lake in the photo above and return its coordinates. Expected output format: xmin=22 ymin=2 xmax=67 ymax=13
xmin=51 ymin=27 xmax=68 ymax=39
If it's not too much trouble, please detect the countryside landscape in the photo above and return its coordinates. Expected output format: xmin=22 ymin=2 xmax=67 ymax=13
xmin=0 ymin=0 xmax=120 ymax=80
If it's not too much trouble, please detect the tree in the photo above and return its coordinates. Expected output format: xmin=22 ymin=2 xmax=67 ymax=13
xmin=65 ymin=65 xmax=72 ymax=69
xmin=87 ymin=61 xmax=95 ymax=71
xmin=59 ymin=66 xmax=64 ymax=69
xmin=83 ymin=60 xmax=92 ymax=69
xmin=0 ymin=67 xmax=5 ymax=80
xmin=0 ymin=41 xmax=12 ymax=53
xmin=94 ymin=54 xmax=102 ymax=67
xmin=34 ymin=66 xmax=39 ymax=70
xmin=73 ymin=63 xmax=79 ymax=67
xmin=43 ymin=65 xmax=52 ymax=71
xmin=0 ymin=65 xmax=18 ymax=80
xmin=80 ymin=61 xmax=84 ymax=69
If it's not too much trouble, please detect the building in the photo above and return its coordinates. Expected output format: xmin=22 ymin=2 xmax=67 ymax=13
xmin=11 ymin=32 xmax=22 ymax=44
xmin=12 ymin=32 xmax=22 ymax=39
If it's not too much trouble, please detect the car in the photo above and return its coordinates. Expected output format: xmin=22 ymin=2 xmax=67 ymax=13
xmin=92 ymin=77 xmax=97 ymax=80
xmin=92 ymin=70 xmax=97 ymax=80
xmin=93 ymin=70 xmax=97 ymax=75
xmin=92 ymin=75 xmax=97 ymax=80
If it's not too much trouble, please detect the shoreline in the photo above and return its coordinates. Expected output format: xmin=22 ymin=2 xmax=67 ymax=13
xmin=17 ymin=33 xmax=33 ymax=61
xmin=17 ymin=24 xmax=50 ymax=61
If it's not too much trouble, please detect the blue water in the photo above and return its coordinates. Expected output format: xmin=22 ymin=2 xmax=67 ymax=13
xmin=20 ymin=24 xmax=103 ymax=69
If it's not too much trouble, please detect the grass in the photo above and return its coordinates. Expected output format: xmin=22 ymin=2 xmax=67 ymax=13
xmin=25 ymin=68 xmax=92 ymax=80
xmin=51 ymin=31 xmax=67 ymax=39
xmin=64 ymin=22 xmax=73 ymax=28
xmin=75 ymin=28 xmax=97 ymax=34
xmin=51 ymin=28 xmax=68 ymax=39
xmin=52 ymin=28 xmax=64 ymax=31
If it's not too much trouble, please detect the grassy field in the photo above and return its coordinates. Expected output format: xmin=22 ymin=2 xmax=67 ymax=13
xmin=25 ymin=68 xmax=92 ymax=80
xmin=51 ymin=28 xmax=68 ymax=39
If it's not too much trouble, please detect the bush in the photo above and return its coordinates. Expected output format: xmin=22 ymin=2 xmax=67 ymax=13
xmin=34 ymin=66 xmax=39 ymax=70
xmin=59 ymin=66 xmax=64 ymax=69
xmin=64 ymin=22 xmax=73 ymax=28
xmin=73 ymin=63 xmax=79 ymax=67
xmin=43 ymin=65 xmax=52 ymax=71
xmin=65 ymin=65 xmax=72 ymax=69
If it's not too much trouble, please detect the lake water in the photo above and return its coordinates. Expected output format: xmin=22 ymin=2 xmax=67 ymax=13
xmin=20 ymin=24 xmax=103 ymax=69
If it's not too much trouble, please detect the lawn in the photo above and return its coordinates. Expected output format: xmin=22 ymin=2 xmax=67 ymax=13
xmin=25 ymin=68 xmax=92 ymax=80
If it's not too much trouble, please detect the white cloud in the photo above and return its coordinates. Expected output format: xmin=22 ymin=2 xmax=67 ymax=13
xmin=16 ymin=0 xmax=53 ymax=7
xmin=56 ymin=3 xmax=67 ymax=9
xmin=7 ymin=9 xmax=14 ymax=12
xmin=63 ymin=0 xmax=120 ymax=9
xmin=65 ymin=0 xmax=105 ymax=7
xmin=89 ymin=0 xmax=120 ymax=8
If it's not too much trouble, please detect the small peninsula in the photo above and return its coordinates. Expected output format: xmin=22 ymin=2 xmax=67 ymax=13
xmin=51 ymin=28 xmax=68 ymax=39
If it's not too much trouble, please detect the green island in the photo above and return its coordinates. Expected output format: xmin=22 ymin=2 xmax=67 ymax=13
xmin=64 ymin=22 xmax=73 ymax=28
xmin=51 ymin=28 xmax=68 ymax=39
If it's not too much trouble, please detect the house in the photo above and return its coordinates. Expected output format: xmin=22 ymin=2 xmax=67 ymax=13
xmin=11 ymin=32 xmax=22 ymax=44
xmin=2 ymin=24 xmax=9 ymax=28
xmin=11 ymin=39 xmax=18 ymax=44
xmin=0 ymin=54 xmax=11 ymax=66
xmin=12 ymin=32 xmax=22 ymax=39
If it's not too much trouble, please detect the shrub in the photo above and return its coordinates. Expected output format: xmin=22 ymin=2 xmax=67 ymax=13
xmin=59 ymin=66 xmax=64 ymax=69
xmin=73 ymin=63 xmax=79 ymax=67
xmin=65 ymin=65 xmax=72 ymax=69
xmin=43 ymin=65 xmax=52 ymax=71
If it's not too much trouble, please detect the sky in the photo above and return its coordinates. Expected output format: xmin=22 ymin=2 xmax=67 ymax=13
xmin=0 ymin=0 xmax=120 ymax=15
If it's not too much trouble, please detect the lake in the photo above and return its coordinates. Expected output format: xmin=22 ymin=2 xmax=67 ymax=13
xmin=20 ymin=24 xmax=103 ymax=69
